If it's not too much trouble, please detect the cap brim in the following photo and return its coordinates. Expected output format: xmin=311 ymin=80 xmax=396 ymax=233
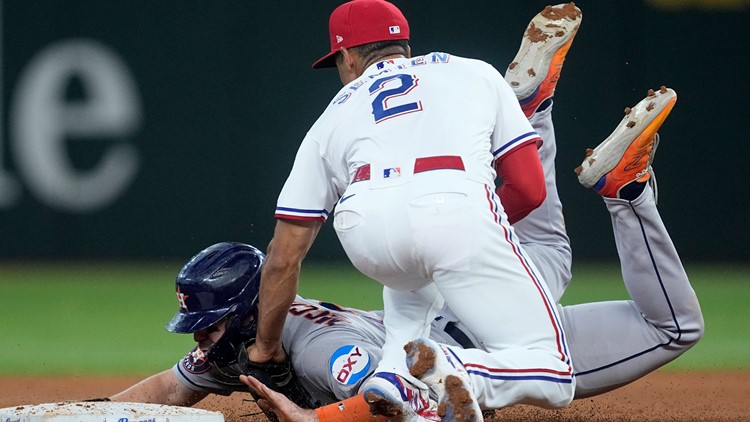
xmin=312 ymin=51 xmax=338 ymax=69
xmin=165 ymin=308 xmax=230 ymax=333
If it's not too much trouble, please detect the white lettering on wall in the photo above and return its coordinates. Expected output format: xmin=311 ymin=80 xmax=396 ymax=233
xmin=4 ymin=38 xmax=142 ymax=212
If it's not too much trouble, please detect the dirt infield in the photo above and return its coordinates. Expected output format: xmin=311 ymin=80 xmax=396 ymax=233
xmin=1 ymin=371 xmax=748 ymax=421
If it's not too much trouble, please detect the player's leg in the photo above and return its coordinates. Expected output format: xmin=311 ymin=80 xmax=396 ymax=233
xmin=405 ymin=4 xmax=582 ymax=410
xmin=373 ymin=284 xmax=443 ymax=379
xmin=334 ymin=186 xmax=449 ymax=417
xmin=514 ymin=105 xmax=572 ymax=302
xmin=562 ymin=88 xmax=704 ymax=397
xmin=418 ymin=179 xmax=574 ymax=410
xmin=361 ymin=286 xmax=444 ymax=418
xmin=504 ymin=2 xmax=582 ymax=301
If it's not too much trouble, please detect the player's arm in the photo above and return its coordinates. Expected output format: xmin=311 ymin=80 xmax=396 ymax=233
xmin=249 ymin=218 xmax=322 ymax=363
xmin=494 ymin=141 xmax=546 ymax=224
xmin=110 ymin=369 xmax=208 ymax=406
xmin=240 ymin=375 xmax=385 ymax=422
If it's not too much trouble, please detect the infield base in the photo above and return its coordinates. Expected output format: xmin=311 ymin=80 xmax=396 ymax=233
xmin=0 ymin=401 xmax=224 ymax=421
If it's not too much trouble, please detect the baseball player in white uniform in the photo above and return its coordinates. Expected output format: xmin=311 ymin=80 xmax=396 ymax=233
xmin=112 ymin=3 xmax=703 ymax=422
xmin=247 ymin=1 xmax=575 ymax=419
xmin=241 ymin=3 xmax=703 ymax=420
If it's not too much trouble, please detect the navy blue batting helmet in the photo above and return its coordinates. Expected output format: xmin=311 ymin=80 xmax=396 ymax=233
xmin=165 ymin=242 xmax=265 ymax=333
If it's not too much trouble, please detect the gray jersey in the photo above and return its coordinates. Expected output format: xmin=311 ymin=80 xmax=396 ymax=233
xmin=172 ymin=295 xmax=474 ymax=406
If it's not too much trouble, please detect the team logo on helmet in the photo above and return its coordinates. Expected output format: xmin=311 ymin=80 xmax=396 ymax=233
xmin=329 ymin=345 xmax=371 ymax=385
xmin=176 ymin=286 xmax=190 ymax=311
xmin=182 ymin=346 xmax=211 ymax=374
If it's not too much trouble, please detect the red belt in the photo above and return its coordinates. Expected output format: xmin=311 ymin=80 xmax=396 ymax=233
xmin=352 ymin=155 xmax=464 ymax=183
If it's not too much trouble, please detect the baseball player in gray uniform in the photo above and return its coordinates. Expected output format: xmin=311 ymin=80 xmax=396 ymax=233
xmin=112 ymin=3 xmax=703 ymax=421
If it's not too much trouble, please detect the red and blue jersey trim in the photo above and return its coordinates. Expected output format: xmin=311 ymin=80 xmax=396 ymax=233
xmin=275 ymin=206 xmax=329 ymax=222
xmin=492 ymin=131 xmax=542 ymax=160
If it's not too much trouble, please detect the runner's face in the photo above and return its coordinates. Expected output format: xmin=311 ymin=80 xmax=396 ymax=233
xmin=193 ymin=318 xmax=227 ymax=349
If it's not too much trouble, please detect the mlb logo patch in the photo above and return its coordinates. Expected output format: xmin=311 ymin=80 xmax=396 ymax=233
xmin=377 ymin=59 xmax=395 ymax=69
xmin=389 ymin=25 xmax=401 ymax=34
xmin=383 ymin=167 xmax=401 ymax=178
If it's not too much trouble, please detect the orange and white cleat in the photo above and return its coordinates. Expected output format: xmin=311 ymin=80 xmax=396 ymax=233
xmin=575 ymin=86 xmax=677 ymax=201
xmin=505 ymin=2 xmax=582 ymax=118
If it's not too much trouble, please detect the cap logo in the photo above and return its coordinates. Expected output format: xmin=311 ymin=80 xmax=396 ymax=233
xmin=389 ymin=26 xmax=401 ymax=34
xmin=336 ymin=35 xmax=344 ymax=43
xmin=176 ymin=286 xmax=189 ymax=311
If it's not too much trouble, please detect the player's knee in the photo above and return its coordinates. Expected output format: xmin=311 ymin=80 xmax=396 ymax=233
xmin=663 ymin=300 xmax=704 ymax=351
xmin=678 ymin=304 xmax=705 ymax=349
xmin=538 ymin=380 xmax=575 ymax=409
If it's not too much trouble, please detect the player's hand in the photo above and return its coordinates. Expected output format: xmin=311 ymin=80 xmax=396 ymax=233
xmin=239 ymin=374 xmax=318 ymax=422
xmin=247 ymin=340 xmax=286 ymax=364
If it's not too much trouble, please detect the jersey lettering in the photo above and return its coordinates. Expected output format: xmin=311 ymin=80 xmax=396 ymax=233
xmin=369 ymin=74 xmax=423 ymax=123
xmin=289 ymin=302 xmax=347 ymax=326
xmin=430 ymin=52 xmax=451 ymax=63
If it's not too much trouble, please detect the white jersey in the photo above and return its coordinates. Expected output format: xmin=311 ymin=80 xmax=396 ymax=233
xmin=275 ymin=53 xmax=539 ymax=222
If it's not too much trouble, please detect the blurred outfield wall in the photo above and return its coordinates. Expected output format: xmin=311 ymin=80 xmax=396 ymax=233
xmin=0 ymin=0 xmax=748 ymax=262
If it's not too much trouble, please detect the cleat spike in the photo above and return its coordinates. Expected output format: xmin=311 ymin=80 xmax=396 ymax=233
xmin=575 ymin=87 xmax=676 ymax=199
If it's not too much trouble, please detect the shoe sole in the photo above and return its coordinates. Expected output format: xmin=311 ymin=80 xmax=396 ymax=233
xmin=506 ymin=3 xmax=582 ymax=100
xmin=363 ymin=388 xmax=404 ymax=418
xmin=576 ymin=87 xmax=677 ymax=189
xmin=406 ymin=339 xmax=483 ymax=422
xmin=441 ymin=375 xmax=480 ymax=422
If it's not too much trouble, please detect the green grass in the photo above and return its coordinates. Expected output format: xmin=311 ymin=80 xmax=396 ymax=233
xmin=1 ymin=262 xmax=748 ymax=375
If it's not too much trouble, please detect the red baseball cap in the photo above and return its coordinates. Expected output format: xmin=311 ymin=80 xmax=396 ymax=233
xmin=312 ymin=0 xmax=410 ymax=69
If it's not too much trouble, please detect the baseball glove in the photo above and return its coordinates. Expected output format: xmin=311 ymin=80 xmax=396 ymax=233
xmin=236 ymin=344 xmax=315 ymax=409
xmin=206 ymin=314 xmax=316 ymax=412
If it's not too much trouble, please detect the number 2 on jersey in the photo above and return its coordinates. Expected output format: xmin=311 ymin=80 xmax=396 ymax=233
xmin=369 ymin=74 xmax=423 ymax=123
